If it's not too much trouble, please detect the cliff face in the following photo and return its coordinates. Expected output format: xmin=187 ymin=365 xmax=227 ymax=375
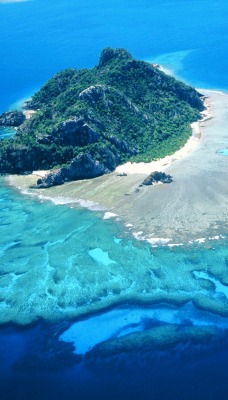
xmin=37 ymin=117 xmax=100 ymax=147
xmin=0 ymin=48 xmax=204 ymax=185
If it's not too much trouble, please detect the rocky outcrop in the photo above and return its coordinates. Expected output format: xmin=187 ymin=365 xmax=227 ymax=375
xmin=37 ymin=117 xmax=100 ymax=146
xmin=36 ymin=169 xmax=65 ymax=187
xmin=79 ymin=84 xmax=142 ymax=117
xmin=173 ymin=84 xmax=205 ymax=111
xmin=142 ymin=171 xmax=173 ymax=186
xmin=36 ymin=153 xmax=108 ymax=188
xmin=0 ymin=110 xmax=25 ymax=127
xmin=56 ymin=118 xmax=100 ymax=146
xmin=79 ymin=85 xmax=109 ymax=105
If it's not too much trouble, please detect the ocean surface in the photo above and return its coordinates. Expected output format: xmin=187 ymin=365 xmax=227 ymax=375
xmin=0 ymin=1 xmax=228 ymax=399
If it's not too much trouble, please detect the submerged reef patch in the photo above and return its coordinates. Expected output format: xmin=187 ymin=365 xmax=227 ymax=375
xmin=1 ymin=180 xmax=228 ymax=327
xmin=60 ymin=303 xmax=228 ymax=355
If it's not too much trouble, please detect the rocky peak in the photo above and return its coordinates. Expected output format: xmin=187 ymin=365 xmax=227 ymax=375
xmin=98 ymin=47 xmax=132 ymax=67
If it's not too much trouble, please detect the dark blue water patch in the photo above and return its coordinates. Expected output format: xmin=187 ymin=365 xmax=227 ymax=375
xmin=0 ymin=127 xmax=16 ymax=140
xmin=217 ymin=148 xmax=228 ymax=156
xmin=1 ymin=320 xmax=228 ymax=400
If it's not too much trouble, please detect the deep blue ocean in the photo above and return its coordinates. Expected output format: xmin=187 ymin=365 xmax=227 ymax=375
xmin=1 ymin=1 xmax=228 ymax=399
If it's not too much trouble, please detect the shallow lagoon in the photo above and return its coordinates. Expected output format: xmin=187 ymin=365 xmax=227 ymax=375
xmin=1 ymin=178 xmax=228 ymax=325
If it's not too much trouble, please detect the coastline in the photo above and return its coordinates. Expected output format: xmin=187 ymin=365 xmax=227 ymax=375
xmin=115 ymin=96 xmax=211 ymax=175
xmin=6 ymin=89 xmax=228 ymax=246
xmin=30 ymin=102 xmax=209 ymax=180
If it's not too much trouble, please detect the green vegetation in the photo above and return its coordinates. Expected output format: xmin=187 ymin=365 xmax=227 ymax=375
xmin=0 ymin=48 xmax=204 ymax=174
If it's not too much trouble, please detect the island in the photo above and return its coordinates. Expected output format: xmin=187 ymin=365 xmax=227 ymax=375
xmin=0 ymin=47 xmax=204 ymax=187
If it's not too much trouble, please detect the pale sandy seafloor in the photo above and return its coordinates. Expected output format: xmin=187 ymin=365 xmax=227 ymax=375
xmin=7 ymin=90 xmax=228 ymax=246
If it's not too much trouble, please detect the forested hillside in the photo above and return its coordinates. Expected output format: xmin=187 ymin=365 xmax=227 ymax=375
xmin=0 ymin=48 xmax=204 ymax=185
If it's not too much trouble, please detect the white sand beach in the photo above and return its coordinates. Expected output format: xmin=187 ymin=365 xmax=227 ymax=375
xmin=7 ymin=90 xmax=228 ymax=244
xmin=23 ymin=109 xmax=36 ymax=120
xmin=115 ymin=98 xmax=211 ymax=175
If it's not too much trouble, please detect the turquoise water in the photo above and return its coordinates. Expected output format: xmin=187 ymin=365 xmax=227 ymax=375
xmin=0 ymin=127 xmax=16 ymax=139
xmin=217 ymin=148 xmax=228 ymax=156
xmin=1 ymin=0 xmax=228 ymax=398
xmin=1 ymin=177 xmax=228 ymax=326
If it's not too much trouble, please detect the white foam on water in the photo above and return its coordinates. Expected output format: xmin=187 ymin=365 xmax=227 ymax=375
xmin=168 ymin=243 xmax=184 ymax=248
xmin=49 ymin=196 xmax=105 ymax=211
xmin=133 ymin=231 xmax=144 ymax=240
xmin=20 ymin=190 xmax=106 ymax=211
xmin=146 ymin=237 xmax=172 ymax=245
xmin=76 ymin=198 xmax=106 ymax=211
xmin=103 ymin=212 xmax=118 ymax=219
xmin=47 ymin=196 xmax=76 ymax=205
xmin=195 ymin=238 xmax=206 ymax=243
xmin=133 ymin=231 xmax=173 ymax=246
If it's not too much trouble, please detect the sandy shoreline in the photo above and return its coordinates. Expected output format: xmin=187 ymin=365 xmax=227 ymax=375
xmin=116 ymin=97 xmax=211 ymax=175
xmin=6 ymin=89 xmax=228 ymax=245
xmin=27 ymin=95 xmax=211 ymax=180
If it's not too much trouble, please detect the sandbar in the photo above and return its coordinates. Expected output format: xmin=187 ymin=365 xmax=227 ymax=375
xmin=7 ymin=90 xmax=228 ymax=244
